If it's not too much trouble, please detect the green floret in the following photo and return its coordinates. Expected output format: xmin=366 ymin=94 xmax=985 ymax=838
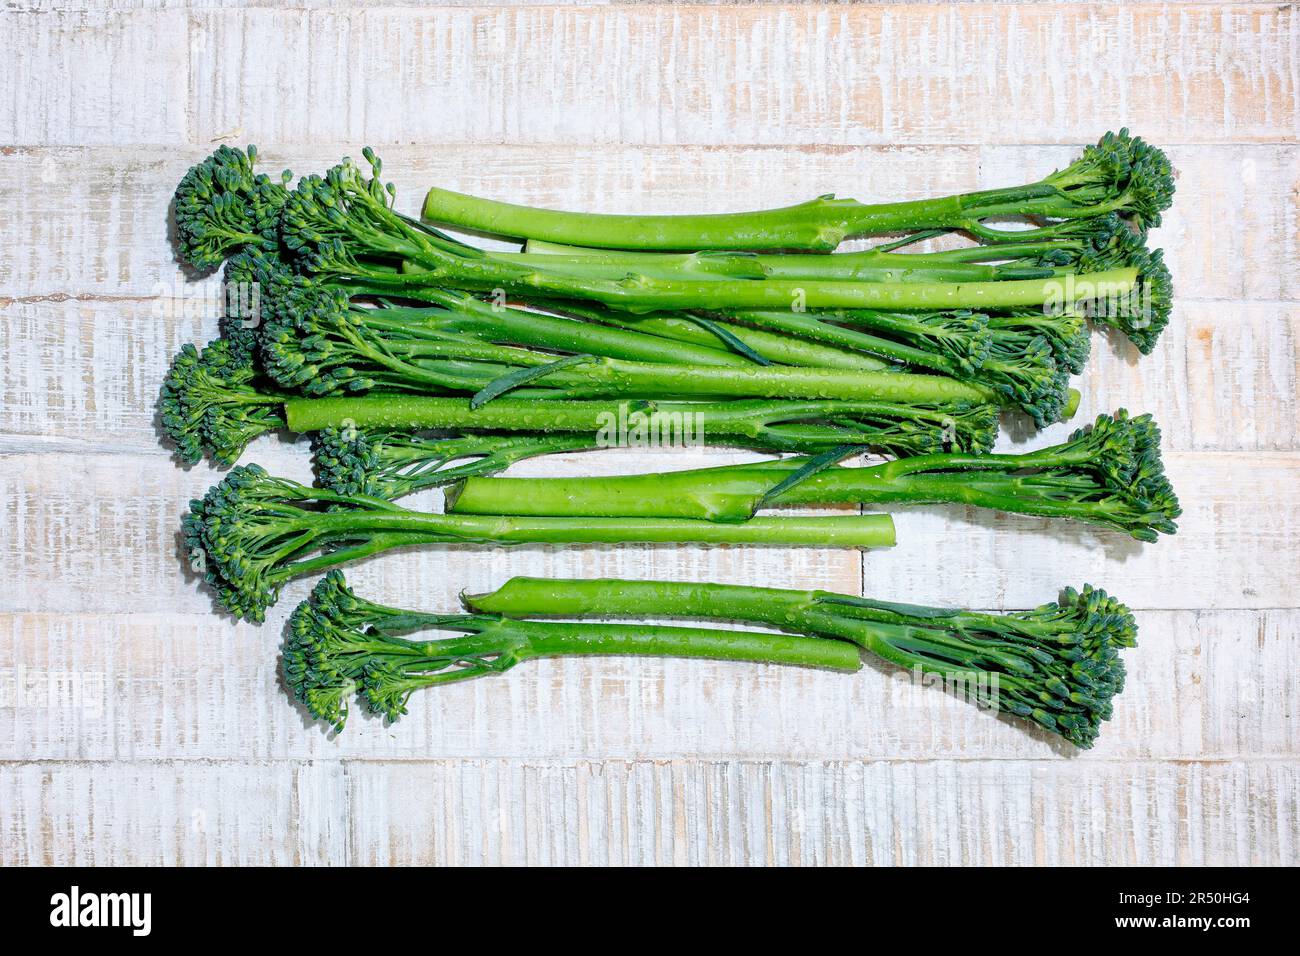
xmin=280 ymin=148 xmax=455 ymax=283
xmin=159 ymin=339 xmax=287 ymax=465
xmin=1042 ymin=128 xmax=1175 ymax=231
xmin=1119 ymin=132 xmax=1176 ymax=231
xmin=283 ymin=570 xmax=493 ymax=731
xmin=183 ymin=464 xmax=304 ymax=621
xmin=1089 ymin=243 xmax=1172 ymax=355
xmin=1011 ymin=408 xmax=1181 ymax=541
xmin=173 ymin=145 xmax=292 ymax=270
xmin=257 ymin=275 xmax=381 ymax=394
xmin=813 ymin=582 xmax=1136 ymax=748
xmin=283 ymin=570 xmax=554 ymax=729
xmin=986 ymin=309 xmax=1091 ymax=376
xmin=218 ymin=249 xmax=291 ymax=362
xmin=975 ymin=334 xmax=1068 ymax=429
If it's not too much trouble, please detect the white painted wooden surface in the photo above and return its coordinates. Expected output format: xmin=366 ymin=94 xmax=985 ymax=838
xmin=1 ymin=2 xmax=1297 ymax=866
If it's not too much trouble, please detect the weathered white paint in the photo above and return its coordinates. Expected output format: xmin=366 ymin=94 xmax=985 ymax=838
xmin=0 ymin=3 xmax=1296 ymax=866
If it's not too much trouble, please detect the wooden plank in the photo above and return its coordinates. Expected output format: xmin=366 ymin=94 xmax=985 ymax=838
xmin=3 ymin=293 xmax=1295 ymax=456
xmin=0 ymin=761 xmax=345 ymax=865
xmin=2 ymin=146 xmax=1297 ymax=452
xmin=4 ymin=143 xmax=1296 ymax=302
xmin=343 ymin=758 xmax=1300 ymax=865
xmin=3 ymin=756 xmax=1292 ymax=865
xmin=0 ymin=450 xmax=1289 ymax=615
xmin=184 ymin=6 xmax=1298 ymax=146
xmin=1065 ymin=302 xmax=1300 ymax=452
xmin=861 ymin=450 xmax=1300 ymax=610
xmin=0 ymin=11 xmax=190 ymax=145
xmin=1 ymin=609 xmax=1293 ymax=762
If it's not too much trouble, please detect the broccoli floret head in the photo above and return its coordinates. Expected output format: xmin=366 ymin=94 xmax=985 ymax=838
xmin=1080 ymin=233 xmax=1171 ymax=355
xmin=173 ymin=145 xmax=291 ymax=270
xmin=981 ymin=335 xmax=1070 ymax=428
xmin=815 ymin=580 xmax=1138 ymax=748
xmin=1002 ymin=583 xmax=1138 ymax=748
xmin=913 ymin=310 xmax=992 ymax=375
xmin=991 ymin=309 xmax=1091 ymax=377
xmin=1045 ymin=129 xmax=1174 ymax=231
xmin=283 ymin=570 xmax=379 ymax=731
xmin=283 ymin=570 xmax=523 ymax=731
xmin=1120 ymin=131 xmax=1176 ymax=231
xmin=1064 ymin=409 xmax=1181 ymax=541
xmin=259 ymin=276 xmax=384 ymax=395
xmin=279 ymin=148 xmax=419 ymax=282
xmin=311 ymin=427 xmax=382 ymax=497
xmin=159 ymin=338 xmax=285 ymax=465
xmin=219 ymin=249 xmax=291 ymax=362
xmin=183 ymin=464 xmax=313 ymax=621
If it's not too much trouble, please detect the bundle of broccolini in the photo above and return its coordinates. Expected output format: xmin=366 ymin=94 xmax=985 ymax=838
xmin=163 ymin=130 xmax=1173 ymax=485
xmin=163 ymin=133 xmax=1175 ymax=752
xmin=444 ymin=410 xmax=1181 ymax=542
xmin=285 ymin=571 xmax=1136 ymax=750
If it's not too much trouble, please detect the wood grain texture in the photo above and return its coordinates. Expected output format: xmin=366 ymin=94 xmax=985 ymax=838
xmin=342 ymin=758 xmax=1299 ymax=865
xmin=2 ymin=609 xmax=1294 ymax=762
xmin=0 ymin=761 xmax=346 ymax=866
xmin=0 ymin=449 xmax=1292 ymax=616
xmin=2 ymin=2 xmax=1297 ymax=866
xmin=180 ymin=6 xmax=1298 ymax=146
xmin=4 ymin=143 xmax=1297 ymax=302
xmin=3 ymin=144 xmax=1297 ymax=452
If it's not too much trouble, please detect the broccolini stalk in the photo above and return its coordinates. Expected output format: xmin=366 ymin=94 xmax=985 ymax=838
xmin=280 ymin=151 xmax=1160 ymax=326
xmin=312 ymin=428 xmax=601 ymax=498
xmin=258 ymin=275 xmax=925 ymax=404
xmin=447 ymin=410 xmax=1181 ymax=542
xmin=184 ymin=464 xmax=897 ymax=621
xmin=310 ymin=395 xmax=999 ymax=499
xmin=466 ymin=576 xmax=1138 ymax=749
xmin=173 ymin=145 xmax=292 ymax=269
xmin=159 ymin=339 xmax=288 ymax=465
xmin=421 ymin=129 xmax=1172 ymax=251
xmin=495 ymin=244 xmax=1059 ymax=284
xmin=285 ymin=570 xmax=862 ymax=732
xmin=259 ymin=268 xmax=780 ymax=370
xmin=717 ymin=307 xmax=1075 ymax=427
xmin=509 ymin=213 xmax=1134 ymax=282
xmin=253 ymin=277 xmax=1008 ymax=412
xmin=159 ymin=338 xmax=1000 ymax=465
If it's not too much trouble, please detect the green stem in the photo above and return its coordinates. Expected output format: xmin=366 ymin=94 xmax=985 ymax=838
xmin=421 ymin=183 xmax=1089 ymax=252
xmin=386 ymin=295 xmax=757 ymax=367
xmin=506 ymin=619 xmax=861 ymax=671
xmin=720 ymin=310 xmax=961 ymax=374
xmin=443 ymin=457 xmax=1118 ymax=525
xmin=391 ymin=244 xmax=1138 ymax=314
xmin=302 ymin=508 xmax=898 ymax=548
xmin=525 ymin=359 xmax=995 ymax=405
xmin=283 ymin=394 xmax=989 ymax=437
xmin=502 ymin=246 xmax=1055 ymax=283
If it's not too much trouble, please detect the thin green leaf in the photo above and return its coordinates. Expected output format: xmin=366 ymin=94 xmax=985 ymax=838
xmin=756 ymin=444 xmax=862 ymax=508
xmin=470 ymin=354 xmax=598 ymax=408
xmin=682 ymin=315 xmax=772 ymax=365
